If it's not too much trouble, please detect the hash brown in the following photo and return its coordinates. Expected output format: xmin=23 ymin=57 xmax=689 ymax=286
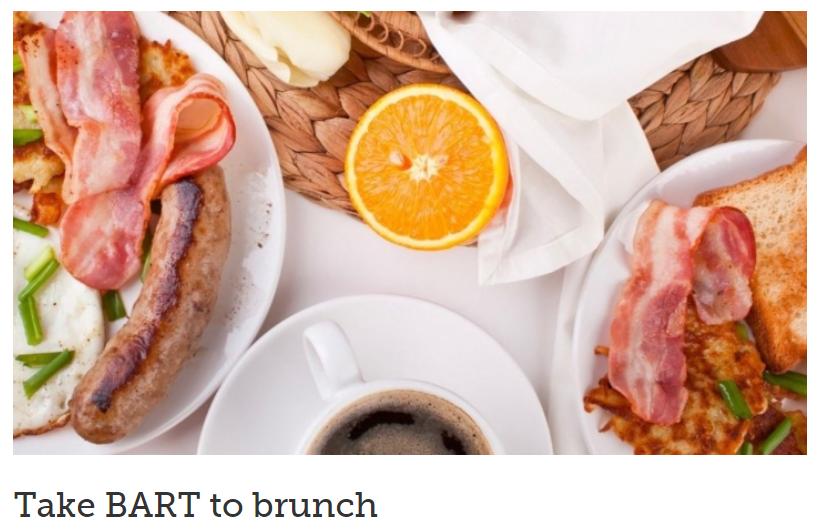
xmin=585 ymin=301 xmax=769 ymax=455
xmin=13 ymin=11 xmax=65 ymax=193
xmin=138 ymin=38 xmax=195 ymax=104
xmin=787 ymin=410 xmax=807 ymax=455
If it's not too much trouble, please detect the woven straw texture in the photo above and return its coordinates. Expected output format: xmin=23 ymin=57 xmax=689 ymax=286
xmin=631 ymin=55 xmax=781 ymax=170
xmin=167 ymin=11 xmax=780 ymax=219
xmin=327 ymin=11 xmax=449 ymax=74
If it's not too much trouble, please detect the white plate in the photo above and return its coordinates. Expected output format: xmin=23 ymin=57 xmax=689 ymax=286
xmin=14 ymin=11 xmax=287 ymax=454
xmin=199 ymin=295 xmax=553 ymax=455
xmin=572 ymin=140 xmax=805 ymax=455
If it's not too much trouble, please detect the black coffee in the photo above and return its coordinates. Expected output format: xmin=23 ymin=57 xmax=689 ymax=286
xmin=307 ymin=390 xmax=492 ymax=455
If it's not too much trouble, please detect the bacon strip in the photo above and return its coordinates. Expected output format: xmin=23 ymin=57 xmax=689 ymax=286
xmin=18 ymin=29 xmax=76 ymax=178
xmin=56 ymin=11 xmax=141 ymax=204
xmin=608 ymin=200 xmax=755 ymax=426
xmin=60 ymin=74 xmax=236 ymax=290
xmin=691 ymin=209 xmax=756 ymax=323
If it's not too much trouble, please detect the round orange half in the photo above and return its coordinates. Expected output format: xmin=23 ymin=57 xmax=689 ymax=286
xmin=345 ymin=84 xmax=509 ymax=250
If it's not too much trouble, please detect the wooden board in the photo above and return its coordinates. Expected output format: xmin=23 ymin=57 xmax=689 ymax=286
xmin=783 ymin=11 xmax=807 ymax=46
xmin=713 ymin=11 xmax=807 ymax=72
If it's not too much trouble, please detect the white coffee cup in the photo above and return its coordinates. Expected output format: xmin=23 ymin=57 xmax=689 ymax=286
xmin=296 ymin=321 xmax=505 ymax=455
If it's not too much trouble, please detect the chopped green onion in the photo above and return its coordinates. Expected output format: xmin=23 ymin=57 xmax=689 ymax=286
xmin=23 ymin=349 xmax=74 ymax=399
xmin=359 ymin=11 xmax=372 ymax=17
xmin=103 ymin=290 xmax=127 ymax=322
xmin=13 ymin=129 xmax=44 ymax=147
xmin=738 ymin=442 xmax=754 ymax=455
xmin=763 ymin=371 xmax=807 ymax=397
xmin=717 ymin=380 xmax=753 ymax=420
xmin=21 ymin=104 xmax=38 ymax=124
xmin=141 ymin=229 xmax=154 ymax=282
xmin=14 ymin=53 xmax=23 ymax=73
xmin=23 ymin=246 xmax=55 ymax=281
xmin=780 ymin=371 xmax=807 ymax=385
xmin=736 ymin=322 xmax=750 ymax=341
xmin=141 ymin=247 xmax=152 ymax=282
xmin=759 ymin=418 xmax=792 ymax=455
xmin=13 ymin=217 xmax=48 ymax=238
xmin=19 ymin=298 xmax=43 ymax=346
xmin=16 ymin=352 xmax=68 ymax=368
xmin=18 ymin=259 xmax=59 ymax=301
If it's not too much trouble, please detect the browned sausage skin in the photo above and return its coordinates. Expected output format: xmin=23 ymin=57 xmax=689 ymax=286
xmin=71 ymin=166 xmax=231 ymax=444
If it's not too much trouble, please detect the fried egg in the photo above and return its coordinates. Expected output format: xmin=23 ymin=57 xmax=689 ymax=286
xmin=13 ymin=204 xmax=105 ymax=438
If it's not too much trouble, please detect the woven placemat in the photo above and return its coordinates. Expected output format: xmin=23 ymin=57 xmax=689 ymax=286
xmin=631 ymin=55 xmax=780 ymax=169
xmin=167 ymin=11 xmax=781 ymax=219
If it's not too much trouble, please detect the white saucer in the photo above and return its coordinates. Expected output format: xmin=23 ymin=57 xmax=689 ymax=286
xmin=199 ymin=295 xmax=553 ymax=455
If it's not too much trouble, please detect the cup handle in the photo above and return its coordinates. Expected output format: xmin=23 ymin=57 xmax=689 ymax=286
xmin=303 ymin=321 xmax=364 ymax=401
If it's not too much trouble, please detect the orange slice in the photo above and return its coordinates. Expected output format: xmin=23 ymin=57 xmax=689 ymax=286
xmin=345 ymin=84 xmax=509 ymax=250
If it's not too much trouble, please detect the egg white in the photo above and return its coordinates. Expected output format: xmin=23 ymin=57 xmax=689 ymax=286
xmin=13 ymin=204 xmax=105 ymax=437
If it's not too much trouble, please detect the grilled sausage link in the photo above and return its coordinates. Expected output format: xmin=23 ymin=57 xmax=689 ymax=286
xmin=71 ymin=166 xmax=231 ymax=444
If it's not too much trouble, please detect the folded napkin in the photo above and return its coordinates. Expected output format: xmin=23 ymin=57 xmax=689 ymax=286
xmin=418 ymin=11 xmax=762 ymax=285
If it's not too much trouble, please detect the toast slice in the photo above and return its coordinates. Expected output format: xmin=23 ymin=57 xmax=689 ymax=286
xmin=694 ymin=146 xmax=807 ymax=373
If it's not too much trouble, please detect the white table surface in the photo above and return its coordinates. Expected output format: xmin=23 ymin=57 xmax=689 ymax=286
xmin=125 ymin=68 xmax=807 ymax=455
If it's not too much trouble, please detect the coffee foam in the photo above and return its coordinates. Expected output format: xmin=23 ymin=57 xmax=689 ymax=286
xmin=307 ymin=390 xmax=492 ymax=455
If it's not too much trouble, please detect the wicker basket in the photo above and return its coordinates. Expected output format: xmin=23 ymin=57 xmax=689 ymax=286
xmin=167 ymin=11 xmax=780 ymax=218
xmin=327 ymin=11 xmax=449 ymax=74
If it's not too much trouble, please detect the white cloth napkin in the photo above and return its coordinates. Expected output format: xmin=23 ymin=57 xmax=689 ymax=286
xmin=418 ymin=11 xmax=762 ymax=285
